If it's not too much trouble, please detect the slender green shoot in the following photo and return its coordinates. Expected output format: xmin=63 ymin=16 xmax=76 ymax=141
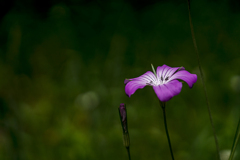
xmin=228 ymin=118 xmax=240 ymax=160
xmin=151 ymin=64 xmax=157 ymax=77
xmin=187 ymin=0 xmax=220 ymax=159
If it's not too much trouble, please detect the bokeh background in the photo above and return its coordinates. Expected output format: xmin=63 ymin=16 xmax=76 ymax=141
xmin=0 ymin=0 xmax=240 ymax=159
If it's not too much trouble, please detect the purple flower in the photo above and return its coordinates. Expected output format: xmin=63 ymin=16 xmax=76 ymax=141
xmin=124 ymin=64 xmax=197 ymax=102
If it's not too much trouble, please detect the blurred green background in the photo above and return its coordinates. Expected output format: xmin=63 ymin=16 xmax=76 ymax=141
xmin=0 ymin=0 xmax=240 ymax=159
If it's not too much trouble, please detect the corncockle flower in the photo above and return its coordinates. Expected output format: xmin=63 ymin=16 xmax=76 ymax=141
xmin=124 ymin=64 xmax=197 ymax=160
xmin=125 ymin=64 xmax=197 ymax=102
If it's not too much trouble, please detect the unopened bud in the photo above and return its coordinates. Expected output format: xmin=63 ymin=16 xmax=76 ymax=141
xmin=119 ymin=103 xmax=127 ymax=132
xmin=118 ymin=103 xmax=130 ymax=147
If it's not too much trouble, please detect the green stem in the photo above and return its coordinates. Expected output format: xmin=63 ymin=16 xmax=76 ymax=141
xmin=126 ymin=147 xmax=131 ymax=160
xmin=228 ymin=118 xmax=240 ymax=160
xmin=187 ymin=1 xmax=220 ymax=159
xmin=161 ymin=102 xmax=175 ymax=160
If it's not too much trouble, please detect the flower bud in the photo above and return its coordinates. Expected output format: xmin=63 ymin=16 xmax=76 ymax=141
xmin=118 ymin=103 xmax=130 ymax=147
xmin=119 ymin=103 xmax=128 ymax=133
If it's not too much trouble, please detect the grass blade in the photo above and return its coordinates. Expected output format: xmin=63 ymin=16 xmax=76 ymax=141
xmin=228 ymin=118 xmax=240 ymax=160
xmin=187 ymin=0 xmax=220 ymax=159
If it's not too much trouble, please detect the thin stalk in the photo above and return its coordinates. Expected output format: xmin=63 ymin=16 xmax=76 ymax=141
xmin=161 ymin=102 xmax=175 ymax=160
xmin=228 ymin=117 xmax=240 ymax=160
xmin=126 ymin=147 xmax=131 ymax=160
xmin=187 ymin=1 xmax=220 ymax=159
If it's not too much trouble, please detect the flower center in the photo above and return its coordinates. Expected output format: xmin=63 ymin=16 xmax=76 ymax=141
xmin=146 ymin=75 xmax=170 ymax=86
xmin=154 ymin=76 xmax=169 ymax=86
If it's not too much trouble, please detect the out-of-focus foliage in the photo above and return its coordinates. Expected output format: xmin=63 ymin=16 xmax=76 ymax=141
xmin=0 ymin=0 xmax=240 ymax=159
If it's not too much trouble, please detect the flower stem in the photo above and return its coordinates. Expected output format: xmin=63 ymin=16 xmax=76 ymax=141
xmin=161 ymin=102 xmax=175 ymax=160
xmin=126 ymin=147 xmax=131 ymax=160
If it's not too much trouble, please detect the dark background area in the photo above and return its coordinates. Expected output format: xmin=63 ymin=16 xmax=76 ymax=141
xmin=0 ymin=0 xmax=240 ymax=159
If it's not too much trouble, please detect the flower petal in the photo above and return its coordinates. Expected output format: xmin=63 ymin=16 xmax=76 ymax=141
xmin=125 ymin=71 xmax=156 ymax=97
xmin=156 ymin=64 xmax=184 ymax=80
xmin=153 ymin=80 xmax=182 ymax=102
xmin=156 ymin=65 xmax=169 ymax=80
xmin=165 ymin=66 xmax=185 ymax=78
xmin=124 ymin=79 xmax=131 ymax=85
xmin=169 ymin=70 xmax=197 ymax=88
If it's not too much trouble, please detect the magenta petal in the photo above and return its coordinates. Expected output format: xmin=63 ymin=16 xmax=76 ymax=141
xmin=156 ymin=64 xmax=184 ymax=80
xmin=153 ymin=80 xmax=182 ymax=102
xmin=124 ymin=79 xmax=131 ymax=85
xmin=169 ymin=70 xmax=197 ymax=88
xmin=156 ymin=65 xmax=169 ymax=79
xmin=125 ymin=71 xmax=156 ymax=97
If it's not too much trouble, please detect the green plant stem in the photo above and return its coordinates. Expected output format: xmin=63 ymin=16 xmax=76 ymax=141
xmin=228 ymin=117 xmax=240 ymax=160
xmin=161 ymin=102 xmax=175 ymax=160
xmin=126 ymin=147 xmax=131 ymax=160
xmin=187 ymin=1 xmax=220 ymax=159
